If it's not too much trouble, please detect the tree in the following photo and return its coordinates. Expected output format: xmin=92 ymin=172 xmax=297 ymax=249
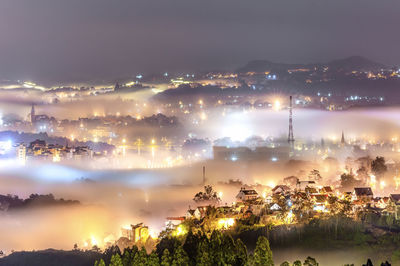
xmin=109 ymin=254 xmax=123 ymax=266
xmin=345 ymin=157 xmax=355 ymax=173
xmin=182 ymin=230 xmax=200 ymax=264
xmin=208 ymin=230 xmax=225 ymax=264
xmin=156 ymin=237 xmax=180 ymax=258
xmin=292 ymin=261 xmax=302 ymax=266
xmin=132 ymin=247 xmax=148 ymax=265
xmin=73 ymin=243 xmax=78 ymax=250
xmin=340 ymin=173 xmax=359 ymax=191
xmin=196 ymin=239 xmax=213 ymax=265
xmin=362 ymin=259 xmax=373 ymax=266
xmin=371 ymin=156 xmax=387 ymax=180
xmin=220 ymin=234 xmax=237 ymax=265
xmin=356 ymin=166 xmax=369 ymax=185
xmin=253 ymin=236 xmax=273 ymax=266
xmin=193 ymin=185 xmax=221 ymax=203
xmin=283 ymin=176 xmax=299 ymax=187
xmin=122 ymin=250 xmax=133 ymax=266
xmin=303 ymin=256 xmax=318 ymax=266
xmin=309 ymin=169 xmax=322 ymax=182
xmin=94 ymin=259 xmax=106 ymax=266
xmin=91 ymin=245 xmax=101 ymax=253
xmin=171 ymin=245 xmax=189 ymax=266
xmin=103 ymin=246 xmax=121 ymax=265
xmin=235 ymin=239 xmax=248 ymax=266
xmin=161 ymin=249 xmax=172 ymax=266
xmin=147 ymin=251 xmax=160 ymax=266
xmin=280 ymin=262 xmax=290 ymax=266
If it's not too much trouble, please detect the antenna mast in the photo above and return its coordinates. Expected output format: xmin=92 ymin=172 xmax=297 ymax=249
xmin=288 ymin=95 xmax=295 ymax=145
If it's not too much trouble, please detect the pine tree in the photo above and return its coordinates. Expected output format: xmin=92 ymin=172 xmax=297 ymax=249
xmin=147 ymin=251 xmax=160 ymax=266
xmin=161 ymin=249 xmax=172 ymax=266
xmin=196 ymin=240 xmax=212 ymax=265
xmin=182 ymin=231 xmax=199 ymax=264
xmin=131 ymin=246 xmax=139 ymax=257
xmin=209 ymin=230 xmax=223 ymax=264
xmin=109 ymin=254 xmax=123 ymax=266
xmin=235 ymin=238 xmax=248 ymax=266
xmin=103 ymin=246 xmax=121 ymax=265
xmin=121 ymin=250 xmax=132 ymax=266
xmin=94 ymin=259 xmax=106 ymax=266
xmin=171 ymin=245 xmax=189 ymax=266
xmin=133 ymin=247 xmax=148 ymax=265
xmin=221 ymin=234 xmax=236 ymax=265
xmin=253 ymin=236 xmax=273 ymax=266
xmin=248 ymin=254 xmax=254 ymax=266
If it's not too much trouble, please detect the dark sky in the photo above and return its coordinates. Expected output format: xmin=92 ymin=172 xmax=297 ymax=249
xmin=1 ymin=0 xmax=399 ymax=83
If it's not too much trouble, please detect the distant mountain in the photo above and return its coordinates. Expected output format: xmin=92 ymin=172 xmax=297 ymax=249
xmin=237 ymin=60 xmax=310 ymax=73
xmin=237 ymin=56 xmax=386 ymax=73
xmin=326 ymin=56 xmax=386 ymax=72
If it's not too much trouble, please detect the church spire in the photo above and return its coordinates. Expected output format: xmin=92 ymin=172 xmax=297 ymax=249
xmin=341 ymin=131 xmax=345 ymax=145
xmin=30 ymin=104 xmax=36 ymax=123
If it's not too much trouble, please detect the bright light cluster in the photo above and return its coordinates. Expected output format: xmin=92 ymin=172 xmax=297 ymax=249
xmin=217 ymin=218 xmax=235 ymax=229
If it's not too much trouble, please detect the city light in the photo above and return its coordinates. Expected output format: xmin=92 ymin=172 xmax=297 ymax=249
xmin=380 ymin=180 xmax=386 ymax=190
xmin=200 ymin=112 xmax=207 ymax=120
xmin=273 ymin=100 xmax=281 ymax=111
xmin=1 ymin=3 xmax=400 ymax=263
xmin=90 ymin=236 xmax=98 ymax=246
xmin=217 ymin=218 xmax=235 ymax=229
xmin=172 ymin=224 xmax=187 ymax=237
xmin=267 ymin=180 xmax=276 ymax=188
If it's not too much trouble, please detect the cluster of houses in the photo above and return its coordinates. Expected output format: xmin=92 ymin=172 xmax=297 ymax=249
xmin=165 ymin=180 xmax=400 ymax=229
xmin=110 ymin=180 xmax=400 ymax=252
xmin=16 ymin=139 xmax=94 ymax=163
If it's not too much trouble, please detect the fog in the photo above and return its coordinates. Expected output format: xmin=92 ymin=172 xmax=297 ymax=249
xmin=2 ymin=88 xmax=400 ymax=141
xmin=0 ymin=149 xmax=399 ymax=254
xmin=0 ymin=87 xmax=163 ymax=119
xmin=0 ymin=157 xmax=319 ymax=252
xmin=0 ymin=159 xmax=248 ymax=252
xmin=190 ymin=106 xmax=400 ymax=142
xmin=2 ymin=90 xmax=400 ymax=259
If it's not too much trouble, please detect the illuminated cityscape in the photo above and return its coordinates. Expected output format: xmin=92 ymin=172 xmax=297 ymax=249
xmin=1 ymin=1 xmax=400 ymax=266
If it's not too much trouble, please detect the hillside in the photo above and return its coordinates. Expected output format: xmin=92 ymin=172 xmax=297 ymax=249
xmin=237 ymin=56 xmax=386 ymax=73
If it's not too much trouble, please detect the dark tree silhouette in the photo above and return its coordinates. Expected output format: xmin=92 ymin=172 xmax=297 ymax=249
xmin=340 ymin=173 xmax=360 ymax=191
xmin=371 ymin=156 xmax=387 ymax=180
xmin=193 ymin=185 xmax=221 ymax=203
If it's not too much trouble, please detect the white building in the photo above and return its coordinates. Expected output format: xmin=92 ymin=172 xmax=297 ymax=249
xmin=236 ymin=187 xmax=259 ymax=202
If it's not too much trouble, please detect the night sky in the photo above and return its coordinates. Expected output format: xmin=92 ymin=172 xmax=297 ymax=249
xmin=1 ymin=0 xmax=399 ymax=83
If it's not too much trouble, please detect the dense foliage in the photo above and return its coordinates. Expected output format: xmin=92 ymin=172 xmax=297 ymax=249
xmin=93 ymin=229 xmax=324 ymax=266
